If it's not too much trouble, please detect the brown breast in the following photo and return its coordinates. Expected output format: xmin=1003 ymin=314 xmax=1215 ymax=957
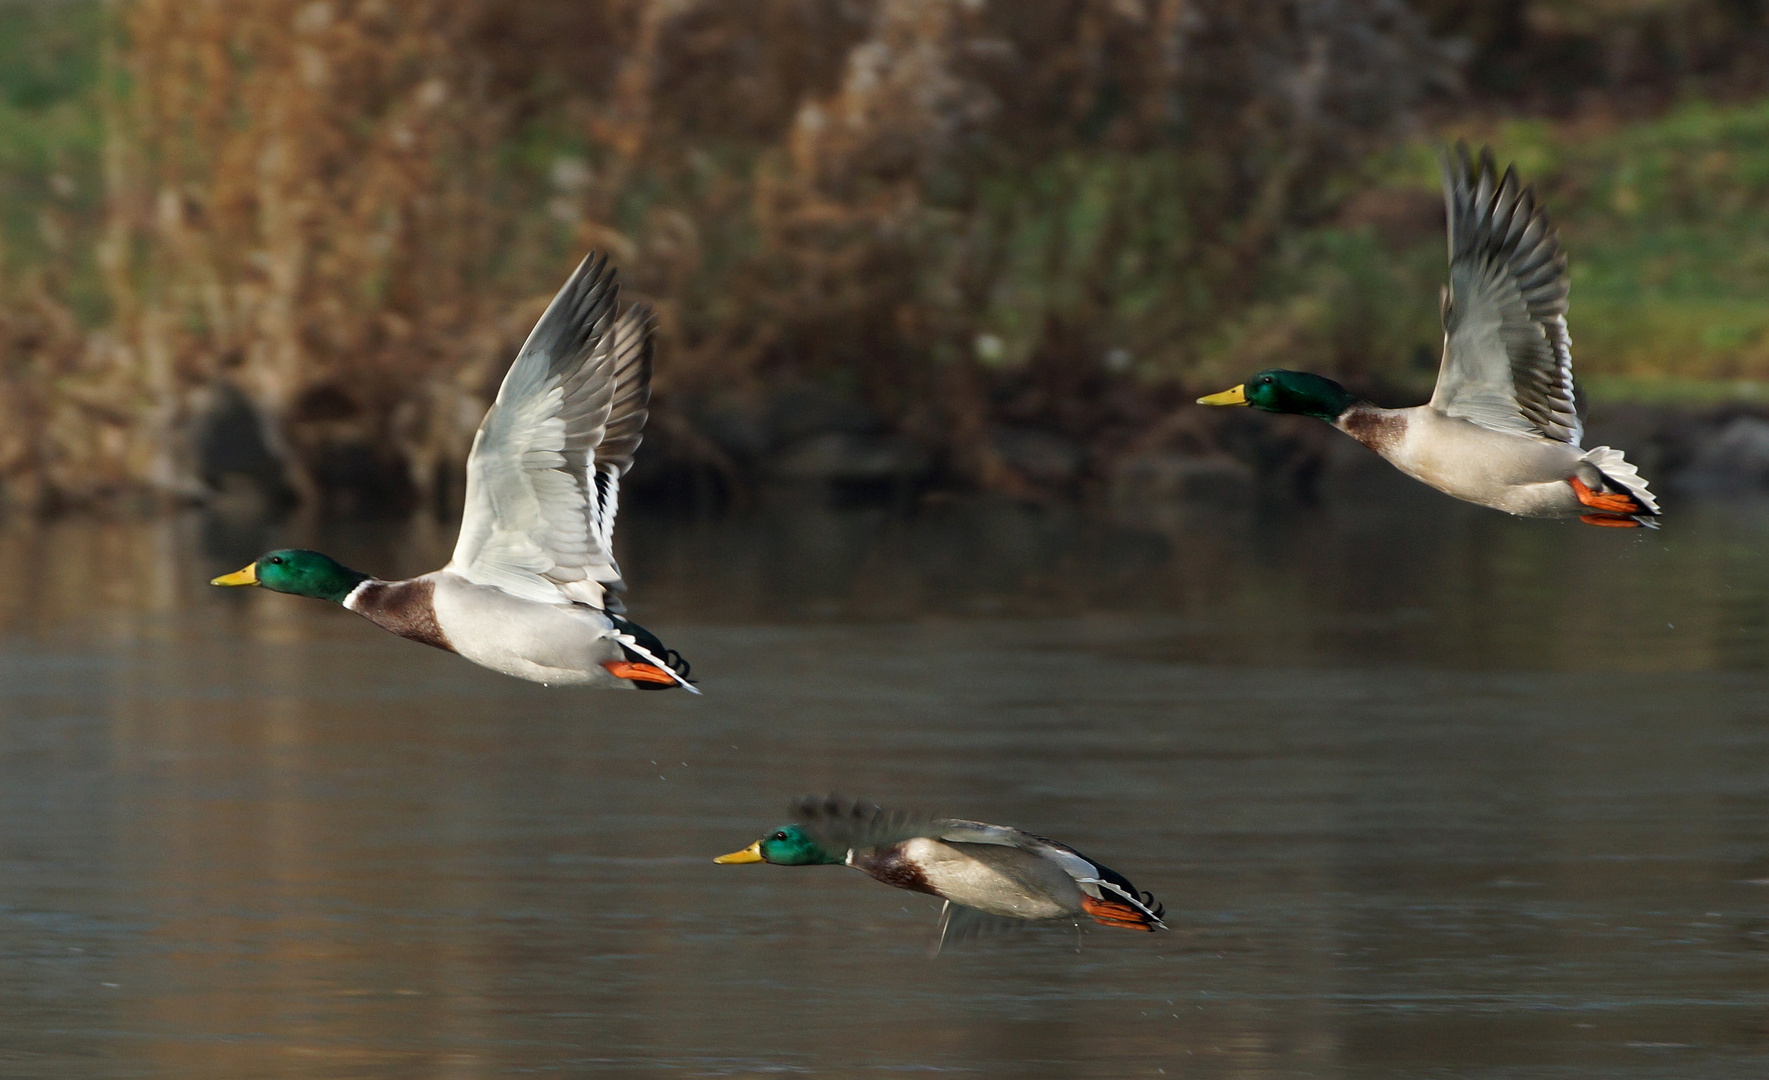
xmin=346 ymin=579 xmax=455 ymax=653
xmin=851 ymin=844 xmax=938 ymax=897
xmin=1337 ymin=404 xmax=1407 ymax=455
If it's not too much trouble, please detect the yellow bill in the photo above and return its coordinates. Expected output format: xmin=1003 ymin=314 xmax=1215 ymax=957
xmin=1197 ymin=384 xmax=1248 ymax=406
xmin=210 ymin=563 xmax=260 ymax=587
xmin=714 ymin=841 xmax=764 ymax=864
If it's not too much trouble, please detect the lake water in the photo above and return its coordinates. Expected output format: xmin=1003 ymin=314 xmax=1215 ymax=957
xmin=4 ymin=473 xmax=1769 ymax=1078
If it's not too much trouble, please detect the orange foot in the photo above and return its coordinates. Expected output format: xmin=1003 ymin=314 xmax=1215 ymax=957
xmin=1570 ymin=476 xmax=1644 ymax=515
xmin=601 ymin=660 xmax=679 ymax=686
xmin=1581 ymin=513 xmax=1642 ymax=528
xmin=1080 ymin=893 xmax=1159 ymax=932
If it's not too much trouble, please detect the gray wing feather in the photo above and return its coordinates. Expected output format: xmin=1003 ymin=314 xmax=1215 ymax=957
xmin=1431 ymin=145 xmax=1582 ymax=445
xmin=448 ymin=254 xmax=654 ymax=608
xmin=792 ymin=797 xmax=1094 ymax=887
xmin=583 ymin=303 xmax=654 ymax=610
xmin=599 ymin=303 xmax=654 ymax=473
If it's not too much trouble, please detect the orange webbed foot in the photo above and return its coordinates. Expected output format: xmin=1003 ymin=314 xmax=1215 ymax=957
xmin=601 ymin=660 xmax=679 ymax=686
xmin=1569 ymin=476 xmax=1644 ymax=515
xmin=1080 ymin=894 xmax=1159 ymax=932
xmin=1580 ymin=513 xmax=1642 ymax=528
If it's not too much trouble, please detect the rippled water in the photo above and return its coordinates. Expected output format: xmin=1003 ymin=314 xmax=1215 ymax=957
xmin=4 ymin=473 xmax=1769 ymax=1078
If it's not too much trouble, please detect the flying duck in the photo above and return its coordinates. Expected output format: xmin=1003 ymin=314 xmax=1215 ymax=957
xmin=1199 ymin=145 xmax=1659 ymax=527
xmin=211 ymin=253 xmax=694 ymax=690
xmin=717 ymin=796 xmax=1165 ymax=952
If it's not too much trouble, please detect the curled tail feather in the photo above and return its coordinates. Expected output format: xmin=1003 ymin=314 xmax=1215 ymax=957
xmin=608 ymin=613 xmax=697 ymax=692
xmin=1579 ymin=445 xmax=1659 ymax=519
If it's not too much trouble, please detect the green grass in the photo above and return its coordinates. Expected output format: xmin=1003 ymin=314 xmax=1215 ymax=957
xmin=0 ymin=0 xmax=104 ymax=315
xmin=1292 ymin=100 xmax=1769 ymax=401
xmin=1578 ymin=373 xmax=1769 ymax=404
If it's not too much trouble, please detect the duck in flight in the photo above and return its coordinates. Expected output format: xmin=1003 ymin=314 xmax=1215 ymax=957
xmin=716 ymin=796 xmax=1164 ymax=953
xmin=1199 ymin=145 xmax=1659 ymax=528
xmin=211 ymin=254 xmax=695 ymax=690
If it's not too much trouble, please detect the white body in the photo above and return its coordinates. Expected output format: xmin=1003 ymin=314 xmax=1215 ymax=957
xmin=424 ymin=572 xmax=628 ymax=686
xmin=1345 ymin=406 xmax=1591 ymax=518
xmin=891 ymin=837 xmax=1084 ymax=920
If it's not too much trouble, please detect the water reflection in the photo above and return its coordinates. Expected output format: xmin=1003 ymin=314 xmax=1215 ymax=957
xmin=3 ymin=480 xmax=1769 ymax=1077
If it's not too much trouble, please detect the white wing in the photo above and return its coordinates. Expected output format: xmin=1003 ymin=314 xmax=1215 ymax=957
xmin=447 ymin=253 xmax=654 ymax=610
xmin=1431 ymin=145 xmax=1582 ymax=445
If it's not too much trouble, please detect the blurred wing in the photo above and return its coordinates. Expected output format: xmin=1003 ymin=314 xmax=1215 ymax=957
xmin=448 ymin=254 xmax=654 ymax=609
xmin=933 ymin=901 xmax=1026 ymax=956
xmin=1431 ymin=145 xmax=1582 ymax=445
xmin=791 ymin=795 xmax=944 ymax=852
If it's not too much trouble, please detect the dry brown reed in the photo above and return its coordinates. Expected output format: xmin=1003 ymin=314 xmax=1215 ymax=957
xmin=4 ymin=0 xmax=1458 ymax=511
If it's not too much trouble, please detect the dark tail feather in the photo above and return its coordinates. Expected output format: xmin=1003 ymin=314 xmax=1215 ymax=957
xmin=610 ymin=614 xmax=695 ymax=691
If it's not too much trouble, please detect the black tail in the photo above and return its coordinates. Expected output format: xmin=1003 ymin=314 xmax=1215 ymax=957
xmin=1060 ymin=844 xmax=1164 ymax=929
xmin=610 ymin=614 xmax=694 ymax=691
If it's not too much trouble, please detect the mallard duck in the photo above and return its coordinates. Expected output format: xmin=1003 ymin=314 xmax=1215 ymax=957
xmin=716 ymin=796 xmax=1165 ymax=951
xmin=211 ymin=253 xmax=695 ymax=690
xmin=1199 ymin=145 xmax=1659 ymax=528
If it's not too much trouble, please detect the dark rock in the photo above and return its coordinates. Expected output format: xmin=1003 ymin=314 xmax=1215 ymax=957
xmin=193 ymin=381 xmax=295 ymax=511
xmin=624 ymin=425 xmax=738 ymax=513
xmin=685 ymin=381 xmax=887 ymax=471
xmin=1677 ymin=415 xmax=1769 ymax=491
xmin=690 ymin=392 xmax=772 ymax=463
xmin=1583 ymin=405 xmax=1669 ymax=481
xmin=284 ymin=382 xmax=414 ymax=516
xmin=770 ymin=431 xmax=930 ymax=484
xmin=767 ymin=430 xmax=930 ymax=505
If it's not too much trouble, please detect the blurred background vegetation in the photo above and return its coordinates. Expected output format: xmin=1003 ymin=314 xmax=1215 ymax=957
xmin=2 ymin=0 xmax=1769 ymax=513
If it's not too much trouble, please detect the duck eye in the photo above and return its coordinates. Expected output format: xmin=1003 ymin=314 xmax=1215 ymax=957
xmin=268 ymin=556 xmax=284 ymax=565
xmin=772 ymin=831 xmax=788 ymax=841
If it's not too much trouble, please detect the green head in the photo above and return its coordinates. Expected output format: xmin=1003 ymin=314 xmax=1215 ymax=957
xmin=1198 ymin=369 xmax=1358 ymax=421
xmin=210 ymin=549 xmax=368 ymax=603
xmin=714 ymin=823 xmax=844 ymax=866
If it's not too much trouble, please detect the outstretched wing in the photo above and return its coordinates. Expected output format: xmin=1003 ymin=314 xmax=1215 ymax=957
xmin=447 ymin=254 xmax=654 ymax=610
xmin=1431 ymin=144 xmax=1582 ymax=445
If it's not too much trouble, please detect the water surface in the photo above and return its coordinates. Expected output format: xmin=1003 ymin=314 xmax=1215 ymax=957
xmin=4 ymin=477 xmax=1769 ymax=1078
